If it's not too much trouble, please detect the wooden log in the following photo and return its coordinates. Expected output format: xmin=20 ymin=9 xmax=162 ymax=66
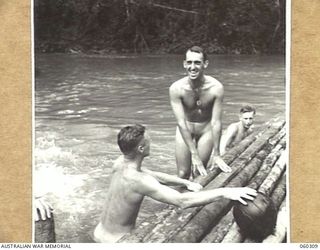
xmin=201 ymin=144 xmax=286 ymax=243
xmin=221 ymin=222 xmax=244 ymax=243
xmin=268 ymin=126 xmax=286 ymax=147
xmin=248 ymin=148 xmax=284 ymax=190
xmin=201 ymin=209 xmax=234 ymax=243
xmin=35 ymin=212 xmax=56 ymax=243
xmin=259 ymin=150 xmax=287 ymax=196
xmin=270 ymin=173 xmax=286 ymax=209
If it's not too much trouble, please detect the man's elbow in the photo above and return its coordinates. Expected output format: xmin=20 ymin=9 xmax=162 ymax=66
xmin=177 ymin=121 xmax=187 ymax=131
xmin=211 ymin=120 xmax=222 ymax=129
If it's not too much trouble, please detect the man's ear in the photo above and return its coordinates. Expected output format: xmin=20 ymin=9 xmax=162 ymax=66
xmin=204 ymin=60 xmax=209 ymax=69
xmin=138 ymin=145 xmax=144 ymax=153
xmin=183 ymin=60 xmax=187 ymax=69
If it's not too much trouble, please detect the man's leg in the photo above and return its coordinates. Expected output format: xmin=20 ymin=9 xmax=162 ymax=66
xmin=175 ymin=127 xmax=191 ymax=179
xmin=197 ymin=130 xmax=214 ymax=168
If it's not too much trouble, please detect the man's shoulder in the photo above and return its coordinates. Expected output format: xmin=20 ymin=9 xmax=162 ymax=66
xmin=170 ymin=77 xmax=188 ymax=88
xmin=169 ymin=77 xmax=188 ymax=96
xmin=205 ymin=75 xmax=223 ymax=88
xmin=124 ymin=168 xmax=157 ymax=184
xmin=227 ymin=122 xmax=240 ymax=132
xmin=125 ymin=169 xmax=161 ymax=194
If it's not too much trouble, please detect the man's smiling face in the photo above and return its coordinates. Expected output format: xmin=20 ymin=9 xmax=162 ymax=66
xmin=184 ymin=50 xmax=208 ymax=81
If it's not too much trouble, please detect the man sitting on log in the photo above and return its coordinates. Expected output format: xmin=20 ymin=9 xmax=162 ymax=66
xmin=220 ymin=105 xmax=256 ymax=155
xmin=93 ymin=124 xmax=257 ymax=243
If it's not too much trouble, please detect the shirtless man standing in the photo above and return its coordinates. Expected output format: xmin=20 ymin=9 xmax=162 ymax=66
xmin=220 ymin=105 xmax=256 ymax=155
xmin=93 ymin=124 xmax=257 ymax=243
xmin=170 ymin=46 xmax=231 ymax=179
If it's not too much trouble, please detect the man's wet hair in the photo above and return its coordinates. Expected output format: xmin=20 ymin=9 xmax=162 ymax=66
xmin=117 ymin=124 xmax=146 ymax=155
xmin=240 ymin=105 xmax=256 ymax=115
xmin=186 ymin=46 xmax=208 ymax=61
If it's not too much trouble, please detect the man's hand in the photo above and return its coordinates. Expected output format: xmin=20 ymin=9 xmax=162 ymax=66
xmin=191 ymin=154 xmax=208 ymax=176
xmin=223 ymin=187 xmax=257 ymax=205
xmin=185 ymin=181 xmax=203 ymax=192
xmin=209 ymin=155 xmax=232 ymax=172
xmin=34 ymin=197 xmax=53 ymax=221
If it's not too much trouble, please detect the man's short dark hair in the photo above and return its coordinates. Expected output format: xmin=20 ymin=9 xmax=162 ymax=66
xmin=240 ymin=105 xmax=256 ymax=115
xmin=186 ymin=46 xmax=208 ymax=61
xmin=117 ymin=124 xmax=146 ymax=155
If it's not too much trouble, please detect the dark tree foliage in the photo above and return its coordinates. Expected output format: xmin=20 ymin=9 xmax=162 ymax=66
xmin=34 ymin=0 xmax=285 ymax=54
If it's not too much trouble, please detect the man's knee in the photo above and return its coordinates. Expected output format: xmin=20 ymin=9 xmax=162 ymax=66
xmin=178 ymin=169 xmax=190 ymax=179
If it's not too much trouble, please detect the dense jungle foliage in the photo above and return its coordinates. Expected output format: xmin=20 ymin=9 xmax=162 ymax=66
xmin=34 ymin=0 xmax=285 ymax=54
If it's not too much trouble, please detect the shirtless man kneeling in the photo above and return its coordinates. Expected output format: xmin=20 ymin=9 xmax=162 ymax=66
xmin=170 ymin=46 xmax=231 ymax=179
xmin=220 ymin=105 xmax=256 ymax=155
xmin=93 ymin=124 xmax=257 ymax=243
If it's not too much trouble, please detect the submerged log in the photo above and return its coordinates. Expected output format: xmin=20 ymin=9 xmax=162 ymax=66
xmin=35 ymin=212 xmax=56 ymax=243
xmin=270 ymin=173 xmax=286 ymax=209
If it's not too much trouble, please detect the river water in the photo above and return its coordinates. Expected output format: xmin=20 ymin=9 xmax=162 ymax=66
xmin=34 ymin=54 xmax=285 ymax=242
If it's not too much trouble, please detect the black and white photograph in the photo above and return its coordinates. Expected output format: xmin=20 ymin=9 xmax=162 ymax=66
xmin=33 ymin=0 xmax=288 ymax=244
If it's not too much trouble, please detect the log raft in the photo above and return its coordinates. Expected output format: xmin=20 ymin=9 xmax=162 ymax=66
xmin=118 ymin=115 xmax=288 ymax=243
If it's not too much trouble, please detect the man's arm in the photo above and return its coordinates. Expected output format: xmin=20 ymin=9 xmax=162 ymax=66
xmin=209 ymin=85 xmax=231 ymax=172
xmin=169 ymin=84 xmax=207 ymax=176
xmin=220 ymin=124 xmax=238 ymax=155
xmin=141 ymin=168 xmax=202 ymax=192
xmin=135 ymin=174 xmax=257 ymax=208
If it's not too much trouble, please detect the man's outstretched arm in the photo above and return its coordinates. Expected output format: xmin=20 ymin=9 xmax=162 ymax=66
xmin=220 ymin=124 xmax=237 ymax=155
xmin=209 ymin=85 xmax=231 ymax=172
xmin=135 ymin=174 xmax=257 ymax=209
xmin=141 ymin=168 xmax=202 ymax=192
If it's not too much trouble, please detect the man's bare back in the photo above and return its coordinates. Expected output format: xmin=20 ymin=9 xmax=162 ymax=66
xmin=93 ymin=157 xmax=146 ymax=243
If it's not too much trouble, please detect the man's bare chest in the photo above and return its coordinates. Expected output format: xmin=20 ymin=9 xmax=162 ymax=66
xmin=181 ymin=90 xmax=214 ymax=109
